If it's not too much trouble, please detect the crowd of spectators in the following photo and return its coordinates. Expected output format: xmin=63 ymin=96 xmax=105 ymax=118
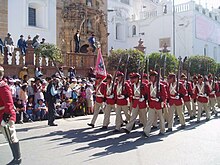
xmin=0 ymin=33 xmax=46 ymax=56
xmin=3 ymin=66 xmax=97 ymax=124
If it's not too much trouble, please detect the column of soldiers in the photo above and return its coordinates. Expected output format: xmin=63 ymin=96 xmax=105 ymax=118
xmin=87 ymin=60 xmax=219 ymax=138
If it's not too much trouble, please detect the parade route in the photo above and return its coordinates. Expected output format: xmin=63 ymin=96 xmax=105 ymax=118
xmin=1 ymin=113 xmax=220 ymax=165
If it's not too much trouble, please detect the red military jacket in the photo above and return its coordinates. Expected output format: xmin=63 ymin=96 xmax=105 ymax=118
xmin=115 ymin=81 xmax=132 ymax=106
xmin=105 ymin=82 xmax=116 ymax=105
xmin=0 ymin=80 xmax=16 ymax=122
xmin=206 ymin=80 xmax=219 ymax=98
xmin=95 ymin=81 xmax=106 ymax=104
xmin=148 ymin=82 xmax=167 ymax=110
xmin=216 ymin=81 xmax=220 ymax=97
xmin=131 ymin=81 xmax=148 ymax=109
xmin=195 ymin=82 xmax=211 ymax=103
xmin=180 ymin=80 xmax=193 ymax=102
xmin=168 ymin=82 xmax=187 ymax=106
xmin=191 ymin=82 xmax=197 ymax=100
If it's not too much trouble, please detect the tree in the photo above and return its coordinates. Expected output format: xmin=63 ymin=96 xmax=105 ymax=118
xmin=185 ymin=55 xmax=217 ymax=76
xmin=107 ymin=49 xmax=145 ymax=74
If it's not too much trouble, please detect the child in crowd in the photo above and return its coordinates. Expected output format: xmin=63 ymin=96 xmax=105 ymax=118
xmin=34 ymin=99 xmax=47 ymax=120
xmin=26 ymin=96 xmax=34 ymax=121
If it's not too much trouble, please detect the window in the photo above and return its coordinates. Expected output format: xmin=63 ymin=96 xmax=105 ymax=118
xmin=204 ymin=45 xmax=208 ymax=56
xmin=28 ymin=7 xmax=36 ymax=26
xmin=132 ymin=25 xmax=136 ymax=36
xmin=120 ymin=0 xmax=129 ymax=5
xmin=116 ymin=23 xmax=124 ymax=40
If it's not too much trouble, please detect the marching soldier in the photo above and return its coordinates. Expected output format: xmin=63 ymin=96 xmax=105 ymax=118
xmin=216 ymin=78 xmax=220 ymax=110
xmin=180 ymin=74 xmax=194 ymax=120
xmin=114 ymin=71 xmax=132 ymax=133
xmin=167 ymin=73 xmax=187 ymax=132
xmin=143 ymin=71 xmax=167 ymax=137
xmin=0 ymin=66 xmax=22 ymax=165
xmin=123 ymin=73 xmax=148 ymax=134
xmin=87 ymin=74 xmax=106 ymax=128
xmin=101 ymin=74 xmax=116 ymax=129
xmin=191 ymin=75 xmax=198 ymax=118
xmin=207 ymin=74 xmax=219 ymax=116
xmin=195 ymin=75 xmax=211 ymax=122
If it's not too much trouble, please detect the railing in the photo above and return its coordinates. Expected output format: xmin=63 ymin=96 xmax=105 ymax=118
xmin=175 ymin=2 xmax=191 ymax=13
xmin=141 ymin=11 xmax=157 ymax=19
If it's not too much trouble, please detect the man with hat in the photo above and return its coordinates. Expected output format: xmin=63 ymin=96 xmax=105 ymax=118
xmin=207 ymin=74 xmax=219 ymax=116
xmin=143 ymin=71 xmax=167 ymax=137
xmin=17 ymin=35 xmax=27 ymax=55
xmin=101 ymin=74 xmax=116 ymax=129
xmin=0 ymin=66 xmax=22 ymax=164
xmin=74 ymin=30 xmax=80 ymax=53
xmin=113 ymin=71 xmax=132 ymax=133
xmin=87 ymin=74 xmax=106 ymax=128
xmin=167 ymin=73 xmax=187 ymax=132
xmin=180 ymin=73 xmax=194 ymax=120
xmin=4 ymin=33 xmax=14 ymax=56
xmin=142 ymin=73 xmax=149 ymax=84
xmin=123 ymin=72 xmax=148 ymax=134
xmin=195 ymin=75 xmax=211 ymax=122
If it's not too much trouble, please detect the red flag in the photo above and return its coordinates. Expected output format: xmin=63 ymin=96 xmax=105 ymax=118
xmin=95 ymin=48 xmax=106 ymax=79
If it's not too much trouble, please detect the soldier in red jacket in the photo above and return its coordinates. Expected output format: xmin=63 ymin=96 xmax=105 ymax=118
xmin=0 ymin=66 xmax=22 ymax=165
xmin=87 ymin=74 xmax=106 ymax=128
xmin=195 ymin=75 xmax=211 ymax=122
xmin=207 ymin=74 xmax=219 ymax=116
xmin=114 ymin=71 xmax=132 ymax=133
xmin=143 ymin=71 xmax=167 ymax=137
xmin=101 ymin=74 xmax=116 ymax=129
xmin=122 ymin=73 xmax=148 ymax=134
xmin=216 ymin=78 xmax=220 ymax=110
xmin=180 ymin=74 xmax=194 ymax=119
xmin=167 ymin=73 xmax=187 ymax=132
xmin=191 ymin=75 xmax=198 ymax=118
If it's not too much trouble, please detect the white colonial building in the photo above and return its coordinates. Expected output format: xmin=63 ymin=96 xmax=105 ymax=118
xmin=108 ymin=0 xmax=220 ymax=62
xmin=8 ymin=0 xmax=56 ymax=44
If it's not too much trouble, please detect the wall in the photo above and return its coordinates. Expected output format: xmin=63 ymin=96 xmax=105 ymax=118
xmin=8 ymin=0 xmax=56 ymax=45
xmin=0 ymin=0 xmax=8 ymax=39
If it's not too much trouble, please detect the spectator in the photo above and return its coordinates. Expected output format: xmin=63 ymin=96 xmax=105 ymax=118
xmin=23 ymin=75 xmax=29 ymax=84
xmin=4 ymin=33 xmax=14 ymax=56
xmin=0 ymin=38 xmax=4 ymax=54
xmin=33 ymin=77 xmax=44 ymax=104
xmin=40 ymin=38 xmax=45 ymax=44
xmin=34 ymin=99 xmax=47 ymax=120
xmin=26 ymin=96 xmax=34 ymax=121
xmin=8 ymin=78 xmax=17 ymax=102
xmin=17 ymin=35 xmax=27 ymax=55
xmin=88 ymin=33 xmax=96 ymax=52
xmin=19 ymin=66 xmax=28 ymax=80
xmin=86 ymin=83 xmax=94 ymax=114
xmin=35 ymin=67 xmax=43 ymax=78
xmin=56 ymin=66 xmax=65 ymax=78
xmin=74 ymin=30 xmax=80 ymax=53
xmin=61 ymin=98 xmax=72 ymax=117
xmin=68 ymin=67 xmax=76 ymax=80
xmin=32 ymin=34 xmax=40 ymax=48
xmin=14 ymin=99 xmax=25 ymax=124
xmin=19 ymin=83 xmax=28 ymax=108
xmin=27 ymin=78 xmax=35 ymax=98
xmin=62 ymin=83 xmax=73 ymax=99
xmin=55 ymin=103 xmax=65 ymax=118
xmin=87 ymin=67 xmax=96 ymax=80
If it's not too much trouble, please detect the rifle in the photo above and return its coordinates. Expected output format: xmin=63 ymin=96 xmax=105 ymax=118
xmin=140 ymin=52 xmax=148 ymax=97
xmin=122 ymin=53 xmax=130 ymax=90
xmin=146 ymin=57 xmax=149 ymax=80
xmin=156 ymin=54 xmax=163 ymax=98
xmin=162 ymin=55 xmax=167 ymax=81
xmin=111 ymin=54 xmax=123 ymax=94
xmin=176 ymin=56 xmax=182 ymax=92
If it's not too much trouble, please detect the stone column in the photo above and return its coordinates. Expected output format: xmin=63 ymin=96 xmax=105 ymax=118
xmin=0 ymin=0 xmax=8 ymax=39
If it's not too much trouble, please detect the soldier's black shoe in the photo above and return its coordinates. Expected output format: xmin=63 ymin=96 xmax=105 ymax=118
xmin=7 ymin=142 xmax=22 ymax=165
xmin=151 ymin=126 xmax=158 ymax=130
xmin=123 ymin=120 xmax=128 ymax=124
xmin=49 ymin=123 xmax=58 ymax=126
xmin=180 ymin=125 xmax=185 ymax=129
xmin=166 ymin=128 xmax=172 ymax=132
xmin=87 ymin=123 xmax=94 ymax=128
xmin=206 ymin=118 xmax=210 ymax=121
xmin=215 ymin=113 xmax=218 ymax=117
xmin=158 ymin=132 xmax=165 ymax=136
xmin=122 ymin=128 xmax=130 ymax=134
xmin=142 ymin=132 xmax=149 ymax=138
xmin=112 ymin=129 xmax=120 ymax=133
xmin=195 ymin=120 xmax=200 ymax=123
xmin=100 ymin=126 xmax=107 ymax=130
xmin=138 ymin=123 xmax=144 ymax=127
xmin=190 ymin=116 xmax=194 ymax=120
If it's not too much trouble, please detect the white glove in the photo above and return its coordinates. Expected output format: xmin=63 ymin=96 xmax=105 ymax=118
xmin=108 ymin=95 xmax=114 ymax=99
xmin=1 ymin=120 xmax=7 ymax=127
xmin=118 ymin=95 xmax=125 ymax=99
xmin=211 ymin=91 xmax=215 ymax=94
xmin=139 ymin=97 xmax=145 ymax=102
xmin=175 ymin=95 xmax=179 ymax=99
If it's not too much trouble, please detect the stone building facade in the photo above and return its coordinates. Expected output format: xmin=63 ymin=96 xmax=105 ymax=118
xmin=57 ymin=0 xmax=108 ymax=55
xmin=0 ymin=0 xmax=8 ymax=39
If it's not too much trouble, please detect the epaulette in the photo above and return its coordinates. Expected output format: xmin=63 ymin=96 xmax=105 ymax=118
xmin=0 ymin=81 xmax=7 ymax=87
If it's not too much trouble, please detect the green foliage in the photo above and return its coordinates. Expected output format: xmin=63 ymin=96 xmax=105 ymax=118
xmin=34 ymin=44 xmax=63 ymax=63
xmin=107 ymin=49 xmax=145 ymax=74
xmin=185 ymin=55 xmax=217 ymax=76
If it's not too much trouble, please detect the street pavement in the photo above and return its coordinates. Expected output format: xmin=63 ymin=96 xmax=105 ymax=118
xmin=1 ymin=112 xmax=220 ymax=165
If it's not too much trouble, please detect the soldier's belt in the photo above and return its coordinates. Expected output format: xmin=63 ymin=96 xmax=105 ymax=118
xmin=133 ymin=96 xmax=140 ymax=100
xmin=0 ymin=106 xmax=5 ymax=110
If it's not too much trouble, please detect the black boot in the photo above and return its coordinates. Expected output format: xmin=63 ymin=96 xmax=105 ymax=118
xmin=7 ymin=142 xmax=22 ymax=165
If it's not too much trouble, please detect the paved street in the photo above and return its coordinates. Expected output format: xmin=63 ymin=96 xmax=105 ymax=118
xmin=1 ymin=113 xmax=220 ymax=165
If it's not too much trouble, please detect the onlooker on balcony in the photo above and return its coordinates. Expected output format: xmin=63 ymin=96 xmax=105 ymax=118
xmin=74 ymin=30 xmax=80 ymax=53
xmin=35 ymin=67 xmax=43 ymax=78
xmin=17 ymin=35 xmax=27 ymax=55
xmin=88 ymin=33 xmax=96 ymax=52
xmin=68 ymin=67 xmax=76 ymax=80
xmin=0 ymin=38 xmax=4 ymax=55
xmin=4 ymin=33 xmax=14 ymax=56
xmin=40 ymin=38 xmax=46 ymax=44
xmin=32 ymin=34 xmax=40 ymax=49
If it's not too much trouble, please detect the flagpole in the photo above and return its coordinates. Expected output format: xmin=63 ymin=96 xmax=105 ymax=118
xmin=173 ymin=0 xmax=176 ymax=57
